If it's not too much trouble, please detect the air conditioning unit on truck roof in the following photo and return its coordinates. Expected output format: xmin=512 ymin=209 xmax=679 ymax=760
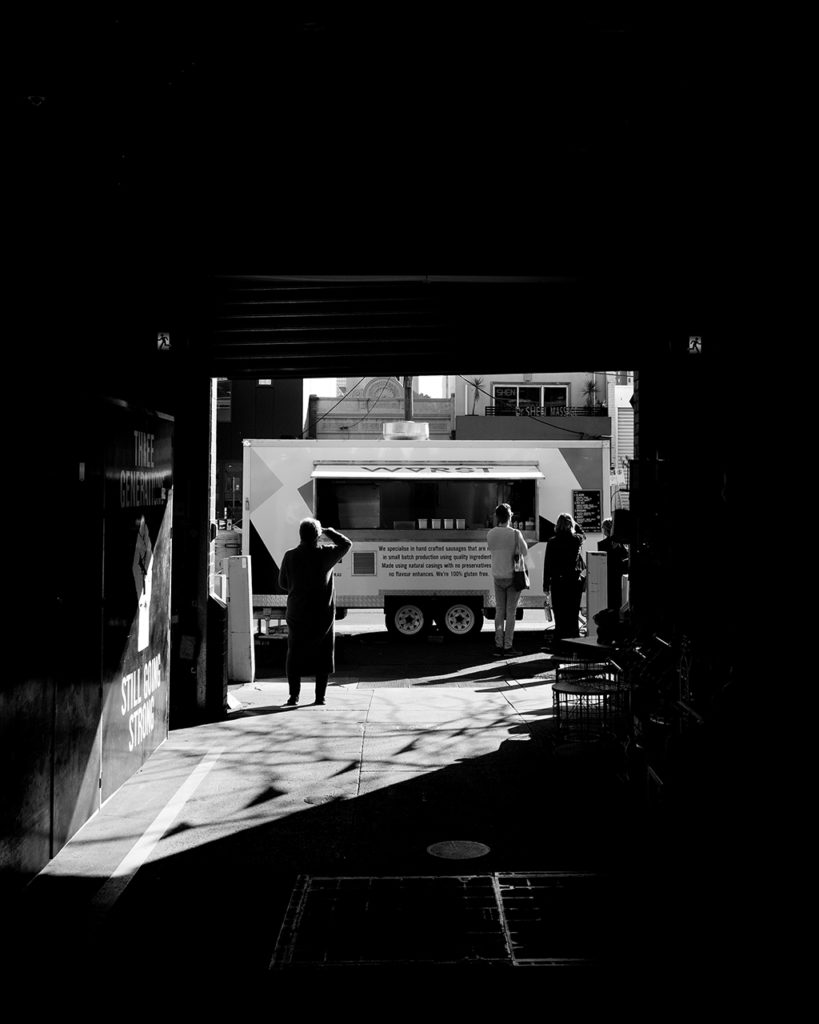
xmin=241 ymin=438 xmax=610 ymax=639
xmin=382 ymin=420 xmax=430 ymax=440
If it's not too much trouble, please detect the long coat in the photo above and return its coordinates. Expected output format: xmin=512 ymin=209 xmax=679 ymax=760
xmin=543 ymin=530 xmax=584 ymax=640
xmin=542 ymin=530 xmax=583 ymax=589
xmin=278 ymin=527 xmax=352 ymax=674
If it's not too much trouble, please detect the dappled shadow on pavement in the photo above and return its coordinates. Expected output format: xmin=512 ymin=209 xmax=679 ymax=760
xmin=6 ymin=705 xmax=748 ymax=997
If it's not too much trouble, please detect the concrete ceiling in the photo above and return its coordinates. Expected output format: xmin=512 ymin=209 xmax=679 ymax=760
xmin=11 ymin=9 xmax=728 ymax=378
xmin=194 ymin=273 xmax=702 ymax=379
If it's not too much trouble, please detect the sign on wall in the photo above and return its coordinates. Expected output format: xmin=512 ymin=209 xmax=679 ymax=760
xmin=101 ymin=400 xmax=174 ymax=801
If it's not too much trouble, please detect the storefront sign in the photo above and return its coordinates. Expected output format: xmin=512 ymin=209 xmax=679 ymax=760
xmin=312 ymin=463 xmax=542 ymax=479
xmin=101 ymin=401 xmax=173 ymax=801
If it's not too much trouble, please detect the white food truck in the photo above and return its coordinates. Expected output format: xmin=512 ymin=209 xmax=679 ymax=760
xmin=242 ymin=438 xmax=610 ymax=638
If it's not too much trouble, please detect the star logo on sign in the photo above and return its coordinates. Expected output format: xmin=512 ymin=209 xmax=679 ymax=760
xmin=132 ymin=517 xmax=153 ymax=597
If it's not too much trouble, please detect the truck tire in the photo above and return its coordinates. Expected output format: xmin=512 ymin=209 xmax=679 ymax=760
xmin=385 ymin=600 xmax=430 ymax=638
xmin=436 ymin=601 xmax=484 ymax=639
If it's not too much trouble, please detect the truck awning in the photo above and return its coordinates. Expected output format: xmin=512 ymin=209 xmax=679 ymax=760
xmin=311 ymin=463 xmax=544 ymax=480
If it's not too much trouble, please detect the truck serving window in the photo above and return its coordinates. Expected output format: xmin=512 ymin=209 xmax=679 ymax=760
xmin=316 ymin=478 xmax=536 ymax=531
xmin=322 ymin=483 xmax=380 ymax=529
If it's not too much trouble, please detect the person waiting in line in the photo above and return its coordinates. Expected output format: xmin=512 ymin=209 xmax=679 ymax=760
xmin=278 ymin=518 xmax=352 ymax=706
xmin=597 ymin=516 xmax=629 ymax=614
xmin=542 ymin=513 xmax=585 ymax=644
xmin=486 ymin=502 xmax=528 ymax=656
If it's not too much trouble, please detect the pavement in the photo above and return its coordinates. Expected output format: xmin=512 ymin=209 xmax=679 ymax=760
xmin=4 ymin=625 xmax=767 ymax=1004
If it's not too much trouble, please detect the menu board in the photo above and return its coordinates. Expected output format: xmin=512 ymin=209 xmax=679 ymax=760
xmin=572 ymin=489 xmax=602 ymax=533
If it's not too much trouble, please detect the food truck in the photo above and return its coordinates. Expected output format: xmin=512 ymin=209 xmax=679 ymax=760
xmin=242 ymin=438 xmax=610 ymax=638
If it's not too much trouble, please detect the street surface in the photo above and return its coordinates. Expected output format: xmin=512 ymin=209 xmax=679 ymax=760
xmin=334 ymin=608 xmax=550 ymax=635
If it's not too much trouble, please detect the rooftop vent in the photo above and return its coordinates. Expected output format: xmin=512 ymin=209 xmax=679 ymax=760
xmin=382 ymin=420 xmax=429 ymax=441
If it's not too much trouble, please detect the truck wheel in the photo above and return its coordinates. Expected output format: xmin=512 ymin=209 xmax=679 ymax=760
xmin=437 ymin=602 xmax=484 ymax=639
xmin=386 ymin=601 xmax=430 ymax=638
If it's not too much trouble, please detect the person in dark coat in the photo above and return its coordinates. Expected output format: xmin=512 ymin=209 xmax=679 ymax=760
xmin=278 ymin=518 xmax=352 ymax=706
xmin=542 ymin=513 xmax=585 ymax=641
xmin=597 ymin=516 xmax=629 ymax=613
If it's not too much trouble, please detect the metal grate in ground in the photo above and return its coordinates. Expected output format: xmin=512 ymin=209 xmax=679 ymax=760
xmin=353 ymin=680 xmax=511 ymax=688
xmin=497 ymin=872 xmax=627 ymax=964
xmin=270 ymin=872 xmax=623 ymax=968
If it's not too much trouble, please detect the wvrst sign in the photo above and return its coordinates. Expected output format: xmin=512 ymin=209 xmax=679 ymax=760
xmin=311 ymin=463 xmax=542 ymax=480
xmin=101 ymin=401 xmax=174 ymax=801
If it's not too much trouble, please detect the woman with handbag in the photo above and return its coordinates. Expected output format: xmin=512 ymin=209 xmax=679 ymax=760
xmin=542 ymin=512 xmax=585 ymax=644
xmin=486 ymin=503 xmax=529 ymax=656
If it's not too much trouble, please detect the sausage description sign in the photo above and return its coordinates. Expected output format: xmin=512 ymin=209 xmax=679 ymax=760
xmin=377 ymin=542 xmax=492 ymax=581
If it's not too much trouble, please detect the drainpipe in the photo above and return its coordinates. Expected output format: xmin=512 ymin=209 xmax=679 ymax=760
xmin=404 ymin=376 xmax=414 ymax=421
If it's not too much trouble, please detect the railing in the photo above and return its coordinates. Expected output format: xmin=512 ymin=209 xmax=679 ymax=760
xmin=484 ymin=404 xmax=608 ymax=417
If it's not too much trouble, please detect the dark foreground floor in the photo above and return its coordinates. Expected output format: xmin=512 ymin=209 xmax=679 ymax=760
xmin=3 ymin=630 xmax=769 ymax=1005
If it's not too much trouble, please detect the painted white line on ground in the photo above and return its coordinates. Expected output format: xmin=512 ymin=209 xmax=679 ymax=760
xmin=89 ymin=746 xmax=225 ymax=914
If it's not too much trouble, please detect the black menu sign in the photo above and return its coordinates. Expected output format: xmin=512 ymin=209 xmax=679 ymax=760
xmin=572 ymin=489 xmax=602 ymax=532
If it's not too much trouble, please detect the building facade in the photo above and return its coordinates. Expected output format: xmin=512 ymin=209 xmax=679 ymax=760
xmin=299 ymin=370 xmax=633 ymax=508
xmin=305 ymin=376 xmax=454 ymax=440
xmin=455 ymin=370 xmax=632 ymax=510
xmin=455 ymin=370 xmax=618 ymax=418
xmin=608 ymin=379 xmax=635 ymax=510
xmin=216 ymin=378 xmax=304 ymax=520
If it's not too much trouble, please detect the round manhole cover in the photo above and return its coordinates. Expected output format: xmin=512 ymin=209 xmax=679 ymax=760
xmin=426 ymin=840 xmax=490 ymax=860
xmin=304 ymin=792 xmax=348 ymax=805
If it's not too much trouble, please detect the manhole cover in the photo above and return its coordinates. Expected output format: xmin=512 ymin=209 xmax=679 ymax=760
xmin=304 ymin=792 xmax=348 ymax=805
xmin=426 ymin=840 xmax=490 ymax=860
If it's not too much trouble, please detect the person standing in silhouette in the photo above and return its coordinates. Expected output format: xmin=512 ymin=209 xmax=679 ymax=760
xmin=597 ymin=516 xmax=629 ymax=613
xmin=278 ymin=518 xmax=352 ymax=706
xmin=542 ymin=513 xmax=585 ymax=642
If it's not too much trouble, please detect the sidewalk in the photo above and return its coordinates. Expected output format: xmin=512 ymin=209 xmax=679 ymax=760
xmin=6 ymin=634 xmax=745 ymax=994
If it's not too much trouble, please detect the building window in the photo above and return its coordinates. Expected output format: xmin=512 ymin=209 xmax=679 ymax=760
xmin=217 ymin=378 xmax=232 ymax=422
xmin=493 ymin=386 xmax=518 ymax=415
xmin=492 ymin=384 xmax=568 ymax=415
xmin=541 ymin=387 xmax=568 ymax=413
